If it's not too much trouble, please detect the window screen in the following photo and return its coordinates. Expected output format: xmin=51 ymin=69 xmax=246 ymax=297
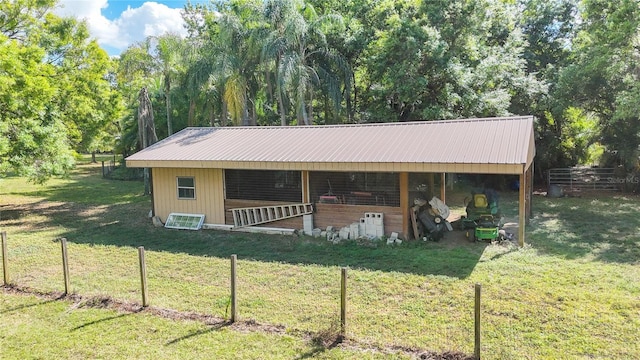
xmin=225 ymin=170 xmax=302 ymax=202
xmin=177 ymin=177 xmax=195 ymax=199
xmin=309 ymin=172 xmax=400 ymax=207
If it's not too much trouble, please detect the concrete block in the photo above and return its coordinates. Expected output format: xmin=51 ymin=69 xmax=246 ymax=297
xmin=303 ymin=214 xmax=314 ymax=235
xmin=349 ymin=223 xmax=359 ymax=239
xmin=339 ymin=227 xmax=350 ymax=240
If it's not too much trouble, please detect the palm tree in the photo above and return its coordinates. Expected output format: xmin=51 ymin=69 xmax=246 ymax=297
xmin=154 ymin=33 xmax=186 ymax=135
xmin=262 ymin=0 xmax=351 ymax=125
xmin=205 ymin=3 xmax=265 ymax=126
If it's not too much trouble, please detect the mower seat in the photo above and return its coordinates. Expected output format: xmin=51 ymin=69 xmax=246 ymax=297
xmin=473 ymin=194 xmax=488 ymax=208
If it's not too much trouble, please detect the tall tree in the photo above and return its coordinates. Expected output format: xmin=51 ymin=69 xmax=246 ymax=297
xmin=1 ymin=0 xmax=120 ymax=182
xmin=557 ymin=0 xmax=640 ymax=168
xmin=263 ymin=0 xmax=350 ymax=125
xmin=154 ymin=33 xmax=186 ymax=135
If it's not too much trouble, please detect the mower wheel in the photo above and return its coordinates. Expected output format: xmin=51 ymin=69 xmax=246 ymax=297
xmin=466 ymin=229 xmax=475 ymax=242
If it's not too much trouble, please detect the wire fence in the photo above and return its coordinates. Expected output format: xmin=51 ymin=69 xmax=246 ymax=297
xmin=1 ymin=231 xmax=482 ymax=359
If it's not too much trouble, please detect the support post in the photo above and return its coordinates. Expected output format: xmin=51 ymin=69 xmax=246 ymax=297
xmin=230 ymin=254 xmax=237 ymax=323
xmin=518 ymin=170 xmax=526 ymax=247
xmin=301 ymin=171 xmax=310 ymax=203
xmin=527 ymin=164 xmax=533 ymax=223
xmin=1 ymin=231 xmax=8 ymax=286
xmin=475 ymin=283 xmax=481 ymax=359
xmin=138 ymin=246 xmax=148 ymax=307
xmin=340 ymin=267 xmax=347 ymax=336
xmin=440 ymin=173 xmax=446 ymax=203
xmin=399 ymin=172 xmax=409 ymax=240
xmin=340 ymin=267 xmax=347 ymax=337
xmin=61 ymin=239 xmax=70 ymax=295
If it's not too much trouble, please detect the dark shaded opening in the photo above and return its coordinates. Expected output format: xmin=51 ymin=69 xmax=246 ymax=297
xmin=309 ymin=171 xmax=400 ymax=207
xmin=225 ymin=170 xmax=302 ymax=202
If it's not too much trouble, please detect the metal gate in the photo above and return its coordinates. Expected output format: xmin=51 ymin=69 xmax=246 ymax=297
xmin=547 ymin=168 xmax=622 ymax=191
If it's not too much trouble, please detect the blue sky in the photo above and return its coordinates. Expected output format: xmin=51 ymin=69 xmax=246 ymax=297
xmin=54 ymin=0 xmax=209 ymax=56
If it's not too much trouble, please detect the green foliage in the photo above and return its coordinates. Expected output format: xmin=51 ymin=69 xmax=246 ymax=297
xmin=4 ymin=0 xmax=640 ymax=176
xmin=556 ymin=0 xmax=640 ymax=169
xmin=0 ymin=35 xmax=74 ymax=183
xmin=0 ymin=0 xmax=122 ymax=183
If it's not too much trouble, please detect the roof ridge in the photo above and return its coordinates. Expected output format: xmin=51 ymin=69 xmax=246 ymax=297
xmin=183 ymin=116 xmax=533 ymax=131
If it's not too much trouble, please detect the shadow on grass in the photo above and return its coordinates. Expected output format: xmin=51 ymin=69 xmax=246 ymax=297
xmin=528 ymin=195 xmax=640 ymax=263
xmin=295 ymin=345 xmax=327 ymax=359
xmin=165 ymin=322 xmax=231 ymax=345
xmin=1 ymin=165 xmax=493 ymax=278
xmin=3 ymin=195 xmax=489 ymax=278
xmin=0 ymin=298 xmax=59 ymax=314
xmin=71 ymin=312 xmax=136 ymax=331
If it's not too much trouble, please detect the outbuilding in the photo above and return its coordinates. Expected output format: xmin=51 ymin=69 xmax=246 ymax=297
xmin=125 ymin=116 xmax=535 ymax=245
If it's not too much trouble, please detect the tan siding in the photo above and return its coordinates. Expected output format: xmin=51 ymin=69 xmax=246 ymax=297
xmin=152 ymin=168 xmax=225 ymax=224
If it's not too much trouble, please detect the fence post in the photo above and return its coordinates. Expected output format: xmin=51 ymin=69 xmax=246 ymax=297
xmin=230 ymin=254 xmax=237 ymax=323
xmin=341 ymin=267 xmax=347 ymax=336
xmin=1 ymin=231 xmax=8 ymax=286
xmin=138 ymin=246 xmax=148 ymax=307
xmin=61 ymin=238 xmax=70 ymax=295
xmin=474 ymin=283 xmax=481 ymax=359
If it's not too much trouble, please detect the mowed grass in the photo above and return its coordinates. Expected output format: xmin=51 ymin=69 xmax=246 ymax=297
xmin=1 ymin=292 xmax=395 ymax=360
xmin=1 ymin=160 xmax=640 ymax=359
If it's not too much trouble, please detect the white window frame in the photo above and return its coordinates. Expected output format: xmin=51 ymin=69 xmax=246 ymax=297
xmin=177 ymin=176 xmax=196 ymax=200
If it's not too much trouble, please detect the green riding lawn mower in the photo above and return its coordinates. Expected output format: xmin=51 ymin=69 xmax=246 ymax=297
xmin=460 ymin=189 xmax=505 ymax=242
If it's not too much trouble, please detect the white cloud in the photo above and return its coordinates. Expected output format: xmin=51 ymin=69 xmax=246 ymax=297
xmin=54 ymin=1 xmax=186 ymax=54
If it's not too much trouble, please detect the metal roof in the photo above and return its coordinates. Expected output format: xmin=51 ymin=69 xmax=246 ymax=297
xmin=126 ymin=116 xmax=535 ymax=174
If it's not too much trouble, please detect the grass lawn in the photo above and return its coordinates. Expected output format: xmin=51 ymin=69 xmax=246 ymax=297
xmin=1 ymin=158 xmax=639 ymax=359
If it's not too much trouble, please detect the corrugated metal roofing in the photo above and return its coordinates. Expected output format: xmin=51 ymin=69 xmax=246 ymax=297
xmin=126 ymin=116 xmax=535 ymax=173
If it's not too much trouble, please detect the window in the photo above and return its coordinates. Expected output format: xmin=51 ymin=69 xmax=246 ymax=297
xmin=177 ymin=177 xmax=195 ymax=199
xmin=165 ymin=213 xmax=205 ymax=230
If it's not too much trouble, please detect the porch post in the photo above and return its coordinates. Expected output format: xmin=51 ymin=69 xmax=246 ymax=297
xmin=301 ymin=170 xmax=310 ymax=203
xmin=440 ymin=173 xmax=446 ymax=203
xmin=400 ymin=172 xmax=410 ymax=240
xmin=526 ymin=163 xmax=533 ymax=223
xmin=518 ymin=168 xmax=526 ymax=247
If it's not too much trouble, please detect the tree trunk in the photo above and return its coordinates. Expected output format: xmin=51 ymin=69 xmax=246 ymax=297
xmin=144 ymin=168 xmax=151 ymax=196
xmin=221 ymin=100 xmax=228 ymax=127
xmin=188 ymin=99 xmax=196 ymax=126
xmin=250 ymin=100 xmax=257 ymax=126
xmin=91 ymin=151 xmax=96 ymax=163
xmin=350 ymin=72 xmax=356 ymax=122
xmin=308 ymin=91 xmax=314 ymax=125
xmin=165 ymin=77 xmax=173 ymax=135
xmin=209 ymin=102 xmax=215 ymax=127
xmin=242 ymin=97 xmax=250 ymax=126
xmin=277 ymin=87 xmax=287 ymax=126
